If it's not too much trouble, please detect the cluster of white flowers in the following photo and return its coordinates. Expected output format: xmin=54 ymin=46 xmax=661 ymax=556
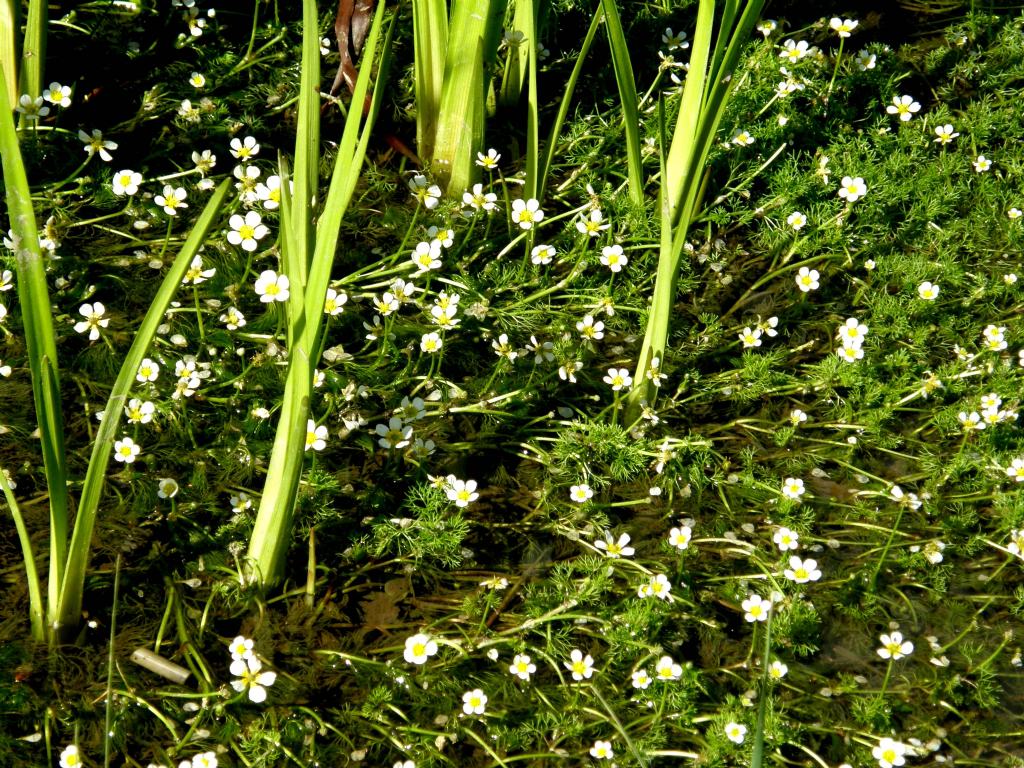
xmin=228 ymin=635 xmax=277 ymax=703
xmin=836 ymin=316 xmax=869 ymax=363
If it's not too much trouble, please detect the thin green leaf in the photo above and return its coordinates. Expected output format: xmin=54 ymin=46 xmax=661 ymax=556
xmin=413 ymin=0 xmax=448 ymax=162
xmin=600 ymin=0 xmax=644 ymax=207
xmin=0 ymin=469 xmax=43 ymax=642
xmin=56 ymin=180 xmax=232 ymax=641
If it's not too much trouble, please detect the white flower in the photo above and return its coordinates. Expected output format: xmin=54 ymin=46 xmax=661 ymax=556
xmin=599 ymin=244 xmax=627 ymax=272
xmin=594 ymin=532 xmax=634 ymax=558
xmin=511 ymin=198 xmax=544 ymax=229
xmin=113 ymin=436 xmax=141 ymax=464
xmin=305 ymin=420 xmax=328 ymax=452
xmin=15 ymin=94 xmax=48 ymax=121
xmin=773 ymin=527 xmax=800 ymax=551
xmin=569 ymin=484 xmax=593 ymax=503
xmin=446 ymin=477 xmax=479 ymax=507
xmin=476 ymin=148 xmax=501 ymax=170
xmin=220 ymin=307 xmax=246 ymax=330
xmin=742 ymin=594 xmax=770 ymax=622
xmin=565 ymin=649 xmax=594 ymax=680
xmin=1005 ymin=458 xmax=1024 ymax=482
xmin=661 ymin=27 xmax=689 ymax=50
xmin=780 ymin=39 xmax=809 ymax=61
xmin=43 ymin=82 xmax=72 ymax=107
xmin=829 ymin=17 xmax=858 ymax=37
xmin=934 ymin=124 xmax=959 ymax=144
xmin=404 ymin=633 xmax=438 ymax=664
xmin=631 ymin=668 xmax=652 ymax=688
xmin=409 ymin=174 xmax=442 ymax=208
xmin=463 ymin=183 xmax=498 ymax=212
xmin=182 ymin=254 xmax=215 ymax=285
xmin=724 ymin=721 xmax=747 ymax=744
xmin=112 ymin=169 xmax=142 ymax=196
xmin=783 ymin=555 xmax=821 ymax=583
xmin=254 ymin=270 xmax=289 ymax=302
xmin=154 ymin=185 xmax=188 ymax=216
xmin=410 ymin=240 xmax=443 ymax=273
xmin=229 ymin=136 xmax=260 ymax=160
xmin=461 ymin=689 xmax=487 ymax=715
xmin=795 ymin=266 xmax=819 ymax=292
xmin=189 ymin=72 xmax=206 ymax=88
xmin=227 ymin=211 xmax=269 ymax=252
xmin=739 ymin=327 xmax=762 ymax=348
xmin=917 ymin=281 xmax=940 ymax=300
xmin=531 ymin=244 xmax=556 ymax=265
xmin=59 ymin=745 xmax=83 ymax=768
xmin=886 ymin=94 xmax=920 ymax=121
xmin=668 ymin=525 xmax=692 ymax=550
xmin=375 ymin=417 xmax=413 ymax=450
xmin=420 ymin=332 xmax=443 ymax=354
xmin=837 ymin=317 xmax=868 ymax=347
xmin=638 ymin=573 xmax=673 ymax=601
xmin=230 ymin=655 xmax=277 ymax=703
xmin=192 ymin=149 xmax=217 ymax=174
xmin=873 ymin=737 xmax=909 ymax=768
xmin=603 ymin=367 xmax=633 ymax=391
xmin=769 ymin=660 xmax=788 ymax=679
xmin=135 ymin=358 xmax=160 ymax=383
xmin=855 ymin=49 xmax=876 ymax=70
xmin=838 ymin=344 xmax=865 ymax=363
xmin=787 ymin=211 xmax=807 ymax=230
xmin=576 ymin=209 xmax=610 ymax=236
xmin=74 ymin=302 xmax=109 ymax=341
xmin=509 ymin=653 xmax=536 ymax=681
xmin=731 ymin=129 xmax=755 ymax=147
xmin=79 ymin=128 xmax=118 ymax=161
xmin=590 ymin=740 xmax=614 ymax=759
xmin=973 ymin=154 xmax=991 ymax=172
xmin=877 ymin=631 xmax=914 ymax=660
xmin=125 ymin=398 xmax=155 ymax=424
xmin=229 ymin=635 xmax=255 ymax=661
xmin=837 ymin=175 xmax=867 ymax=202
xmin=781 ymin=477 xmax=805 ymax=499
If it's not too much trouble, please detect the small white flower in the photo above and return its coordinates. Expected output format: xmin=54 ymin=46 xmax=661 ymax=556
xmin=795 ymin=266 xmax=820 ymax=292
xmin=873 ymin=737 xmax=909 ymax=768
xmin=594 ymin=532 xmax=634 ymax=559
xmin=229 ymin=136 xmax=260 ymax=160
xmin=569 ymin=484 xmax=593 ymax=503
xmin=227 ymin=211 xmax=270 ymax=252
xmin=1005 ymin=458 xmax=1024 ymax=482
xmin=409 ymin=174 xmax=442 ymax=209
xmin=739 ymin=327 xmax=762 ymax=348
xmin=742 ymin=594 xmax=770 ymax=622
xmin=973 ymin=154 xmax=992 ymax=173
xmin=783 ymin=555 xmax=821 ymax=583
xmin=603 ymin=367 xmax=633 ymax=391
xmin=917 ymin=281 xmax=940 ymax=300
xmin=254 ymin=270 xmax=290 ymax=303
xmin=305 ymin=420 xmax=328 ymax=452
xmin=855 ymin=49 xmax=876 ymax=70
xmin=837 ymin=176 xmax=867 ymax=202
xmin=404 ymin=633 xmax=438 ymax=664
xmin=461 ymin=689 xmax=487 ymax=715
xmin=79 ymin=128 xmax=118 ymax=161
xmin=509 ymin=653 xmax=536 ymax=681
xmin=230 ymin=655 xmax=277 ymax=703
xmin=445 ymin=478 xmax=479 ymax=507
xmin=781 ymin=477 xmax=805 ymax=499
xmin=43 ymin=82 xmax=72 ymax=107
xmin=511 ymin=198 xmax=544 ymax=229
xmin=59 ymin=745 xmax=83 ymax=768
xmin=565 ymin=649 xmax=594 ymax=680
xmin=933 ymin=124 xmax=959 ymax=144
xmin=154 ymin=185 xmax=188 ymax=216
xmin=113 ymin=436 xmax=141 ymax=464
xmin=599 ymin=244 xmax=627 ymax=273
xmin=787 ymin=211 xmax=807 ymax=230
xmin=769 ymin=660 xmax=788 ymax=679
xmin=74 ymin=302 xmax=109 ymax=341
xmin=112 ymin=169 xmax=142 ymax=196
xmin=668 ymin=525 xmax=691 ymax=550
xmin=724 ymin=721 xmax=747 ymax=744
xmin=590 ymin=740 xmax=614 ymax=759
xmin=420 ymin=332 xmax=443 ymax=354
xmin=829 ymin=17 xmax=858 ymax=37
xmin=476 ymin=148 xmax=501 ymax=170
xmin=886 ymin=94 xmax=920 ymax=121
xmin=773 ymin=527 xmax=800 ymax=551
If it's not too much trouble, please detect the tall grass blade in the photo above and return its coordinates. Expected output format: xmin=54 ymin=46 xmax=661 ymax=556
xmin=522 ymin=0 xmax=540 ymax=200
xmin=0 ymin=64 xmax=70 ymax=630
xmin=626 ymin=0 xmax=763 ymax=421
xmin=55 ymin=180 xmax=232 ymax=641
xmin=246 ymin=1 xmax=391 ymax=587
xmin=413 ymin=0 xmax=448 ymax=163
xmin=537 ymin=7 xmax=601 ymax=200
xmin=0 ymin=0 xmax=17 ymax=109
xmin=19 ymin=0 xmax=44 ymax=100
xmin=600 ymin=0 xmax=644 ymax=207
xmin=0 ymin=470 xmax=43 ymax=641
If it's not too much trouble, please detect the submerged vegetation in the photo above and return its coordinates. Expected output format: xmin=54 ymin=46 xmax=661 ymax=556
xmin=2 ymin=0 xmax=1024 ymax=766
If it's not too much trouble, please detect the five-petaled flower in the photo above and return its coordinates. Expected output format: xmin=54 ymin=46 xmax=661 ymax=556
xmin=305 ymin=420 xmax=328 ymax=452
xmin=877 ymin=631 xmax=914 ymax=660
xmin=570 ymin=483 xmax=594 ymax=503
xmin=725 ymin=721 xmax=747 ymax=744
xmin=742 ymin=594 xmax=770 ymax=622
xmin=603 ymin=367 xmax=633 ymax=391
xmin=934 ymin=124 xmax=959 ymax=144
xmin=79 ymin=128 xmax=118 ymax=161
xmin=511 ymin=198 xmax=544 ymax=229
xmin=565 ymin=648 xmax=594 ymax=680
xmin=829 ymin=17 xmax=858 ymax=37
xmin=509 ymin=653 xmax=536 ymax=681
xmin=254 ymin=270 xmax=290 ymax=302
xmin=600 ymin=244 xmax=628 ymax=272
xmin=230 ymin=654 xmax=277 ymax=703
xmin=404 ymin=633 xmax=438 ymax=664
xmin=838 ymin=175 xmax=867 ymax=202
xmin=594 ymin=531 xmax=634 ymax=558
xmin=973 ymin=154 xmax=992 ymax=172
xmin=918 ymin=281 xmax=940 ymax=300
xmin=228 ymin=211 xmax=270 ymax=252
xmin=112 ymin=169 xmax=142 ymax=196
xmin=461 ymin=689 xmax=487 ymax=715
xmin=155 ymin=185 xmax=188 ymax=216
xmin=781 ymin=477 xmax=805 ymax=499
xmin=59 ymin=745 xmax=83 ymax=768
xmin=784 ymin=555 xmax=821 ymax=583
xmin=113 ymin=436 xmax=141 ymax=464
xmin=795 ymin=266 xmax=820 ymax=292
xmin=74 ymin=302 xmax=109 ymax=341
xmin=590 ymin=740 xmax=614 ymax=759
xmin=229 ymin=136 xmax=260 ymax=160
xmin=886 ymin=95 xmax=920 ymax=121
xmin=873 ymin=737 xmax=909 ymax=768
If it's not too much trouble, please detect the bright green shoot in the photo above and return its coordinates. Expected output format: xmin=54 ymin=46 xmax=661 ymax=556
xmin=625 ymin=0 xmax=764 ymax=422
xmin=244 ymin=0 xmax=393 ymax=587
xmin=0 ymin=0 xmax=46 ymax=113
xmin=600 ymin=0 xmax=644 ymax=207
xmin=2 ymin=62 xmax=231 ymax=644
xmin=412 ymin=0 xmax=506 ymax=195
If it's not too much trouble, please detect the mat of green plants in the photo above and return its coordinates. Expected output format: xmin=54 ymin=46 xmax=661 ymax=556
xmin=3 ymin=1 xmax=1024 ymax=766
